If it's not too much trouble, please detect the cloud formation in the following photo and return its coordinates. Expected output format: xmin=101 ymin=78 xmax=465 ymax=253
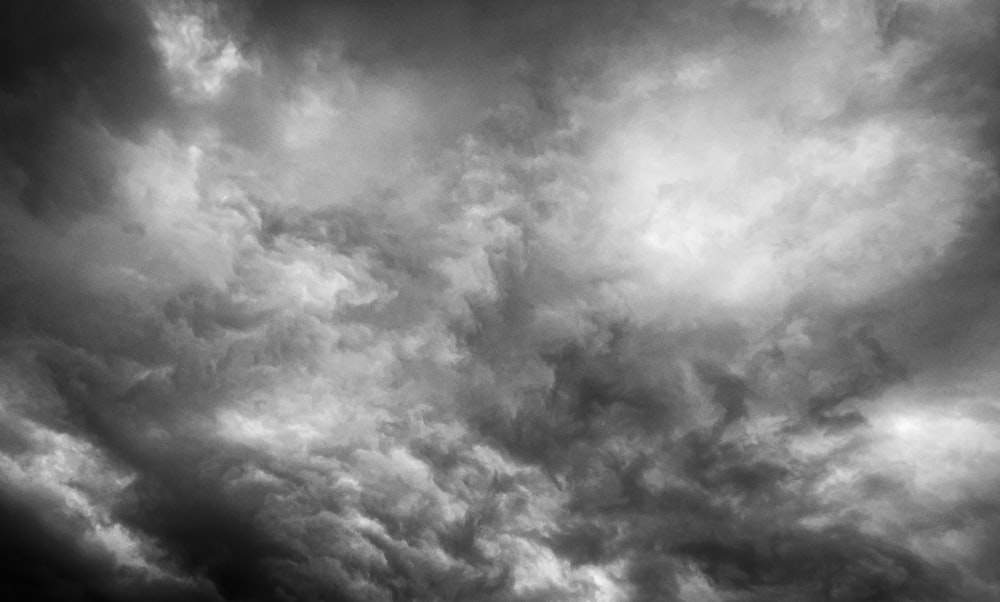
xmin=1 ymin=0 xmax=1000 ymax=600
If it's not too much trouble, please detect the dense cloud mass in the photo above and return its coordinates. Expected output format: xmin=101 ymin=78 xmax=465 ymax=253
xmin=1 ymin=0 xmax=1000 ymax=600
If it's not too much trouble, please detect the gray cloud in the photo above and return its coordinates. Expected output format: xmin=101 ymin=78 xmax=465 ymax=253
xmin=1 ymin=0 xmax=1000 ymax=600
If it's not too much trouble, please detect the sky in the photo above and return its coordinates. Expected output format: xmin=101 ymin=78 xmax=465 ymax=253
xmin=1 ymin=0 xmax=1000 ymax=600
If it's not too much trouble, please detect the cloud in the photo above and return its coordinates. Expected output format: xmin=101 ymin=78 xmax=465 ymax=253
xmin=1 ymin=0 xmax=1000 ymax=600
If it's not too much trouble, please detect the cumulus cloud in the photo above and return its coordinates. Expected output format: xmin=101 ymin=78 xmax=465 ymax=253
xmin=1 ymin=0 xmax=1000 ymax=600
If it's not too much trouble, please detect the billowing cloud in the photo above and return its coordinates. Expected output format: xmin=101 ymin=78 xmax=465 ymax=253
xmin=1 ymin=0 xmax=1000 ymax=600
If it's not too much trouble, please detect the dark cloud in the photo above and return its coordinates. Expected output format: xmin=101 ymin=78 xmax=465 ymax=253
xmin=0 ymin=0 xmax=174 ymax=218
xmin=2 ymin=0 xmax=1000 ymax=600
xmin=0 ymin=0 xmax=169 ymax=120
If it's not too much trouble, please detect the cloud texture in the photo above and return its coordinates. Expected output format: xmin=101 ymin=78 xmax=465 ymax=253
xmin=2 ymin=0 xmax=1000 ymax=600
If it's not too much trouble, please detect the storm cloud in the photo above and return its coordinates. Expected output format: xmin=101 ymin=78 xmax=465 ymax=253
xmin=1 ymin=0 xmax=1000 ymax=600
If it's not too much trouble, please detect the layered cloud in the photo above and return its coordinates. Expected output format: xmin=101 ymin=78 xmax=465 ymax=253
xmin=1 ymin=0 xmax=999 ymax=600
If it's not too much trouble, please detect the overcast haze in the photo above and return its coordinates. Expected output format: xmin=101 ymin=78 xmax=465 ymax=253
xmin=2 ymin=1 xmax=1000 ymax=600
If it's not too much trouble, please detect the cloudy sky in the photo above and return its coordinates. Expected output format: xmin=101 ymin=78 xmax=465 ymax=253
xmin=1 ymin=0 xmax=1000 ymax=600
